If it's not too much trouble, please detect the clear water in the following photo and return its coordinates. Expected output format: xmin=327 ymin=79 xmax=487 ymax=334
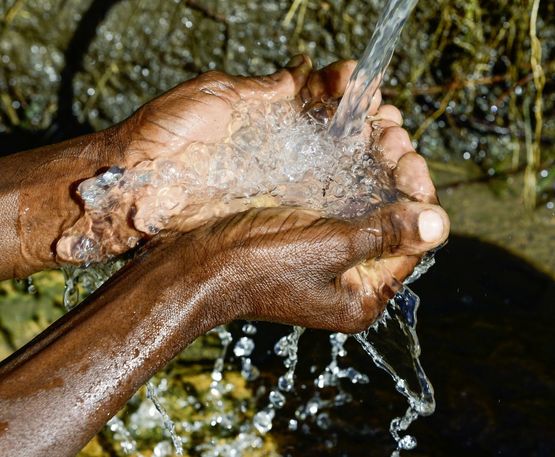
xmin=57 ymin=98 xmax=395 ymax=265
xmin=329 ymin=0 xmax=419 ymax=138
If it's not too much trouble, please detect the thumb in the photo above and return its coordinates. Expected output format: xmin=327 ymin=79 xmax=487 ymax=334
xmin=349 ymin=202 xmax=450 ymax=263
xmin=237 ymin=54 xmax=312 ymax=102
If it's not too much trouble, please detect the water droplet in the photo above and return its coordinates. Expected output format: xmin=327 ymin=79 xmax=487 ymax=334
xmin=269 ymin=390 xmax=285 ymax=409
xmin=316 ymin=412 xmax=331 ymax=429
xmin=233 ymin=337 xmax=254 ymax=357
xmin=398 ymin=434 xmax=417 ymax=450
xmin=242 ymin=323 xmax=257 ymax=335
xmin=253 ymin=409 xmax=274 ymax=434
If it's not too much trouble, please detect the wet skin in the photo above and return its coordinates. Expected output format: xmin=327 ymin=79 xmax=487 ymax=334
xmin=0 ymin=56 xmax=449 ymax=456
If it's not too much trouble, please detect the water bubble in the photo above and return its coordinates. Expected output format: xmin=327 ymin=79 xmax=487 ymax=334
xmin=242 ymin=323 xmax=257 ymax=335
xmin=278 ymin=373 xmax=294 ymax=392
xmin=211 ymin=371 xmax=222 ymax=382
xmin=274 ymin=336 xmax=289 ymax=357
xmin=306 ymin=399 xmax=319 ymax=416
xmin=334 ymin=392 xmax=352 ymax=406
xmin=344 ymin=367 xmax=369 ymax=384
xmin=66 ymin=95 xmax=397 ymax=264
xmin=316 ymin=413 xmax=331 ymax=430
xmin=27 ymin=278 xmax=37 ymax=295
xmin=153 ymin=441 xmax=173 ymax=457
xmin=240 ymin=358 xmax=259 ymax=381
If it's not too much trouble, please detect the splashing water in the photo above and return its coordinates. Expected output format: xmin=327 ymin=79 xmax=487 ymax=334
xmin=106 ymin=416 xmax=140 ymax=456
xmin=58 ymin=0 xmax=438 ymax=454
xmin=354 ymin=285 xmax=434 ymax=455
xmin=329 ymin=0 xmax=435 ymax=453
xmin=61 ymin=259 xmax=125 ymax=310
xmin=57 ymin=98 xmax=396 ymax=265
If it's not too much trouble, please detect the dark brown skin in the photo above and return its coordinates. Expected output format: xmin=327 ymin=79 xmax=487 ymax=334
xmin=0 ymin=56 xmax=449 ymax=456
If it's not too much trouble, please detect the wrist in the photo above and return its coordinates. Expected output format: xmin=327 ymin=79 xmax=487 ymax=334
xmin=165 ymin=233 xmax=244 ymax=327
xmin=13 ymin=126 xmax=134 ymax=276
xmin=116 ymin=105 xmax=153 ymax=167
xmin=99 ymin=120 xmax=135 ymax=168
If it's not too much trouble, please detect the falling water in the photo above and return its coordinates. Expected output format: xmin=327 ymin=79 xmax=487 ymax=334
xmin=329 ymin=0 xmax=419 ymax=139
xmin=327 ymin=0 xmax=436 ymax=453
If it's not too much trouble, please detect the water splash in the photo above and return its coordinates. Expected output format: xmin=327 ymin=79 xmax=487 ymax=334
xmin=234 ymin=323 xmax=260 ymax=381
xmin=146 ymin=381 xmax=184 ymax=455
xmin=106 ymin=416 xmax=139 ymax=455
xmin=354 ymin=283 xmax=435 ymax=454
xmin=57 ymin=99 xmax=396 ymax=265
xmin=254 ymin=326 xmax=305 ymax=435
xmin=59 ymin=1 xmax=436 ymax=452
xmin=61 ymin=260 xmax=125 ymax=311
xmin=294 ymin=332 xmax=369 ymax=432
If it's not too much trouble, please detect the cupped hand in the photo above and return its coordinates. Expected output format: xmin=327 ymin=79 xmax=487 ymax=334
xmin=122 ymin=55 xmax=313 ymax=166
xmin=57 ymin=56 xmax=348 ymax=262
xmin=121 ymin=55 xmax=384 ymax=166
xmin=58 ymin=54 xmax=448 ymax=303
xmin=156 ymin=203 xmax=448 ymax=333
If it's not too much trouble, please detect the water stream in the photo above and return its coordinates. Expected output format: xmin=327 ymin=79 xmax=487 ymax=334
xmin=329 ymin=0 xmax=419 ymax=138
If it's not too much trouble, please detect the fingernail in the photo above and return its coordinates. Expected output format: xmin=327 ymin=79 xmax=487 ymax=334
xmin=418 ymin=209 xmax=444 ymax=242
xmin=286 ymin=54 xmax=305 ymax=68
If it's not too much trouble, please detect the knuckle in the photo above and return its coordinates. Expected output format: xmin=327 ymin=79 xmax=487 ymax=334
xmin=411 ymin=152 xmax=428 ymax=171
xmin=253 ymin=75 xmax=276 ymax=87
xmin=379 ymin=210 xmax=403 ymax=255
xmin=199 ymin=70 xmax=227 ymax=83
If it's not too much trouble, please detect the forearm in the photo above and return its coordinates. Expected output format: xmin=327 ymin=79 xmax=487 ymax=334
xmin=0 ymin=124 xmax=129 ymax=279
xmin=0 ymin=235 xmax=226 ymax=457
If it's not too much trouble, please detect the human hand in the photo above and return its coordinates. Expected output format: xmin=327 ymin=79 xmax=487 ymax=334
xmin=121 ymin=55 xmax=315 ymax=166
xmin=153 ymin=203 xmax=448 ymax=333
xmin=57 ymin=55 xmax=444 ymax=276
xmin=56 ymin=56 xmax=376 ymax=263
xmin=131 ymin=56 xmax=448 ymax=330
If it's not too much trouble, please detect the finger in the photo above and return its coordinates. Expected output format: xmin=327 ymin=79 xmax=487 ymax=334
xmin=368 ymin=88 xmax=382 ymax=116
xmin=375 ymin=104 xmax=403 ymax=126
xmin=379 ymin=125 xmax=415 ymax=166
xmin=361 ymin=103 xmax=402 ymax=147
xmin=307 ymin=60 xmax=357 ymax=100
xmin=394 ymin=152 xmax=438 ymax=203
xmin=378 ymin=255 xmax=420 ymax=284
xmin=235 ymin=54 xmax=313 ymax=102
xmin=348 ymin=202 xmax=449 ymax=264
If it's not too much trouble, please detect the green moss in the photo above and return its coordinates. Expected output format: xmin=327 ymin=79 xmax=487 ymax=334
xmin=0 ymin=270 xmax=65 ymax=359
